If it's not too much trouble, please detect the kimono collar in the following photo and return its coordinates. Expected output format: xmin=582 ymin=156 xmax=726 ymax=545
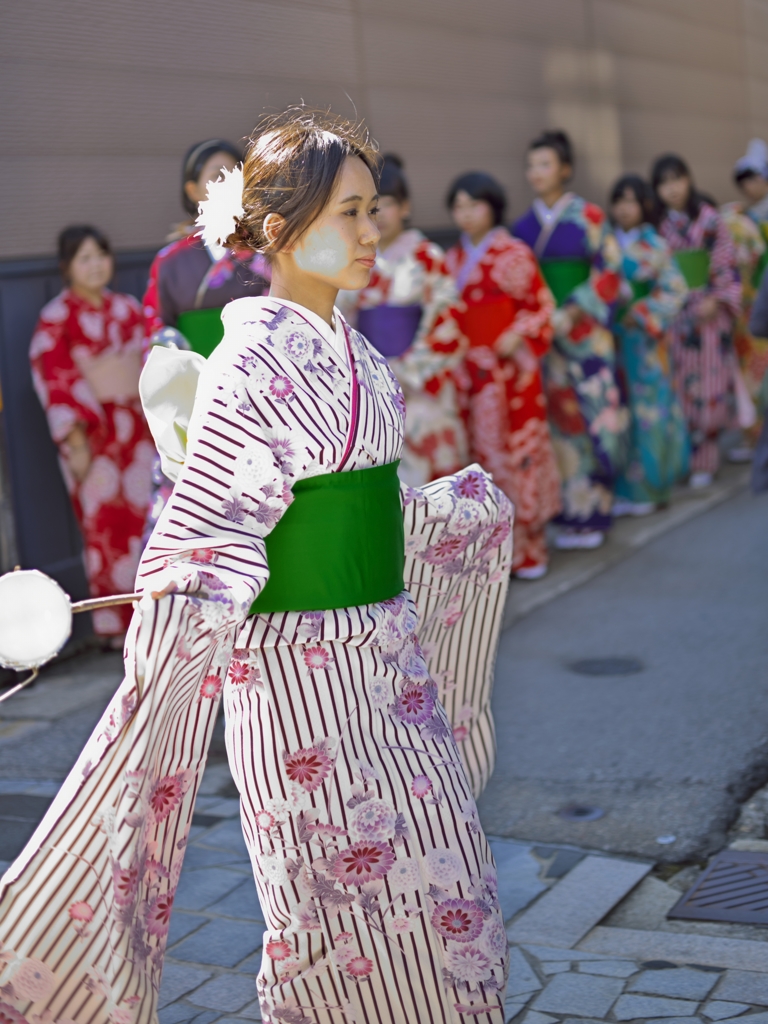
xmin=271 ymin=298 xmax=348 ymax=365
xmin=614 ymin=226 xmax=642 ymax=251
xmin=531 ymin=192 xmax=576 ymax=258
xmin=455 ymin=227 xmax=505 ymax=292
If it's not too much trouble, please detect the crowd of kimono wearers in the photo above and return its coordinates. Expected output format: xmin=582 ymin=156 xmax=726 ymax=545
xmin=30 ymin=131 xmax=768 ymax=637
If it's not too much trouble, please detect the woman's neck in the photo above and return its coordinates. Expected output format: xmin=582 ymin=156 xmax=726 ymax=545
xmin=70 ymin=284 xmax=105 ymax=308
xmin=268 ymin=269 xmax=337 ymax=328
xmin=537 ymin=185 xmax=567 ymax=209
xmin=466 ymin=226 xmax=493 ymax=247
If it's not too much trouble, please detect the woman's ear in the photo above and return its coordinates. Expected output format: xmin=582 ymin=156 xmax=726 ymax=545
xmin=263 ymin=212 xmax=287 ymax=251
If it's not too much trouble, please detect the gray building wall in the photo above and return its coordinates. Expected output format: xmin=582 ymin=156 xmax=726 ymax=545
xmin=2 ymin=0 xmax=768 ymax=259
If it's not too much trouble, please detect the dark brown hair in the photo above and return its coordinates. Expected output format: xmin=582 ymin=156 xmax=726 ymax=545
xmin=650 ymin=153 xmax=711 ymax=220
xmin=609 ymin=173 xmax=655 ymax=225
xmin=227 ymin=107 xmax=379 ymax=260
xmin=528 ymin=129 xmax=574 ymax=168
xmin=446 ymin=171 xmax=507 ymax=226
xmin=58 ymin=225 xmax=112 ymax=279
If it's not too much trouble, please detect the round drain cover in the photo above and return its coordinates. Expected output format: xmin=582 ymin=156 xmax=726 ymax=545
xmin=568 ymin=657 xmax=644 ymax=677
xmin=556 ymin=805 xmax=604 ymax=822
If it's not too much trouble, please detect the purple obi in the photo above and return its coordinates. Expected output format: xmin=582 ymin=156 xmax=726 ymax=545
xmin=357 ymin=304 xmax=422 ymax=357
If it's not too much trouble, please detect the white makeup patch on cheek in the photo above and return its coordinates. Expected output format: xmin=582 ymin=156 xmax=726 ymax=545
xmin=295 ymin=224 xmax=349 ymax=275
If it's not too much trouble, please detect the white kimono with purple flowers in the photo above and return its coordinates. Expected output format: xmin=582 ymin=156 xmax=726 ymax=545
xmin=0 ymin=298 xmax=512 ymax=1024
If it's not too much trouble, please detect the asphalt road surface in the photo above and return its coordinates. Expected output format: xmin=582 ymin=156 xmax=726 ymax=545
xmin=478 ymin=487 xmax=768 ymax=862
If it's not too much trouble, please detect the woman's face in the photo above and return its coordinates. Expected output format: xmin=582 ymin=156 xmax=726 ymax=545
xmin=450 ymin=191 xmax=495 ymax=242
xmin=376 ymin=195 xmax=410 ymax=246
xmin=657 ymin=173 xmax=691 ymax=212
xmin=289 ymin=155 xmax=381 ymax=291
xmin=68 ymin=236 xmax=113 ymax=294
xmin=526 ymin=147 xmax=571 ymax=198
xmin=739 ymin=174 xmax=768 ymax=203
xmin=611 ymin=189 xmax=644 ymax=231
xmin=186 ymin=150 xmax=238 ymax=208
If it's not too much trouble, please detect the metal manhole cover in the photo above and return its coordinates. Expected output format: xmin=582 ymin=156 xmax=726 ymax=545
xmin=568 ymin=657 xmax=644 ymax=677
xmin=668 ymin=850 xmax=768 ymax=926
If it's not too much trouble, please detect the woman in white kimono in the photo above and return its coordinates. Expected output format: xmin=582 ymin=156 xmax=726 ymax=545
xmin=0 ymin=111 xmax=512 ymax=1024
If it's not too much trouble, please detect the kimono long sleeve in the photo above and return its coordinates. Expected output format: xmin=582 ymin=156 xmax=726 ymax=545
xmin=29 ymin=305 xmax=104 ymax=443
xmin=490 ymin=239 xmax=555 ymax=358
xmin=390 ymin=244 xmax=467 ymax=393
xmin=704 ymin=210 xmax=742 ymax=320
xmin=137 ymin=339 xmax=295 ymax=619
xmin=570 ymin=203 xmax=623 ymax=327
xmin=630 ymin=235 xmax=688 ymax=341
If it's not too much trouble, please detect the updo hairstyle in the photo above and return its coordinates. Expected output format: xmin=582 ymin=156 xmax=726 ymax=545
xmin=528 ymin=129 xmax=574 ymax=169
xmin=226 ymin=108 xmax=379 ymax=261
xmin=379 ymin=153 xmax=409 ymax=203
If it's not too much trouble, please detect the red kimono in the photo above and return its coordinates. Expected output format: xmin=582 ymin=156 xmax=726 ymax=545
xmin=446 ymin=227 xmax=561 ymax=570
xmin=29 ymin=290 xmax=154 ymax=634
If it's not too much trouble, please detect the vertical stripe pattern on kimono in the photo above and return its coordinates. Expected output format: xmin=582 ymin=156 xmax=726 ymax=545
xmin=720 ymin=202 xmax=768 ymax=440
xmin=659 ymin=204 xmax=742 ymax=474
xmin=445 ymin=227 xmax=561 ymax=570
xmin=29 ymin=289 xmax=154 ymax=634
xmin=513 ymin=197 xmax=628 ymax=532
xmin=614 ymin=224 xmax=690 ymax=504
xmin=339 ymin=229 xmax=469 ymax=486
xmin=0 ymin=298 xmax=511 ymax=1024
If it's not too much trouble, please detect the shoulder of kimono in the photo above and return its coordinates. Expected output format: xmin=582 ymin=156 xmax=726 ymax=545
xmin=154 ymin=233 xmax=200 ymax=263
xmin=576 ymin=198 xmax=606 ymax=228
xmin=413 ymin=237 xmax=447 ymax=265
xmin=511 ymin=207 xmax=538 ymax=233
xmin=39 ymin=289 xmax=74 ymax=321
xmin=638 ymin=224 xmax=666 ymax=249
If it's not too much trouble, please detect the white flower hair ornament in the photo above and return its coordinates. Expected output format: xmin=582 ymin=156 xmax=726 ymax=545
xmin=196 ymin=163 xmax=245 ymax=250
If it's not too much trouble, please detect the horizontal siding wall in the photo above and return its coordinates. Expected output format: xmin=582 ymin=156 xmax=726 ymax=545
xmin=1 ymin=0 xmax=767 ymax=258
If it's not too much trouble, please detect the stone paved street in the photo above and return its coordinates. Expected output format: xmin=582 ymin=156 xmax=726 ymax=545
xmin=2 ymin=467 xmax=768 ymax=1022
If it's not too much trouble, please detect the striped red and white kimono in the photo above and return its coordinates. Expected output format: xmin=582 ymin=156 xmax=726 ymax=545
xmin=659 ymin=204 xmax=742 ymax=474
xmin=0 ymin=298 xmax=512 ymax=1024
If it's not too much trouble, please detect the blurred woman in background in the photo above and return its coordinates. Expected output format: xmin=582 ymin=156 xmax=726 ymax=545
xmin=29 ymin=226 xmax=154 ymax=641
xmin=340 ymin=154 xmax=468 ymax=484
xmin=652 ymin=154 xmax=741 ymax=486
xmin=142 ymin=139 xmax=270 ymax=534
xmin=446 ymin=171 xmax=560 ymax=578
xmin=609 ymin=174 xmax=689 ymax=514
xmin=513 ymin=130 xmax=627 ymax=550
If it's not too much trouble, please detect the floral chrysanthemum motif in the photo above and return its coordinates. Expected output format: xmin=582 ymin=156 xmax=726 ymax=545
xmin=345 ymin=955 xmax=374 ymax=978
xmin=452 ymin=725 xmax=469 ymax=743
xmin=348 ymin=798 xmax=397 ymax=842
xmin=199 ymin=674 xmax=222 ymax=700
xmin=424 ymin=848 xmax=463 ymax=888
xmin=11 ymin=958 xmax=56 ymax=1001
xmin=452 ymin=498 xmax=482 ymax=534
xmin=261 ymin=853 xmax=290 ymax=888
xmin=454 ymin=471 xmax=487 ymax=503
xmin=196 ymin=162 xmax=244 ymax=248
xmin=265 ymin=939 xmax=293 ymax=961
xmin=112 ymin=863 xmax=139 ymax=907
xmin=387 ymin=857 xmax=421 ymax=894
xmin=146 ymin=891 xmax=175 ymax=937
xmin=282 ymin=745 xmax=332 ymax=792
xmin=68 ymin=900 xmax=94 ymax=923
xmin=480 ymin=915 xmax=507 ymax=958
xmin=255 ymin=809 xmax=275 ymax=831
xmin=228 ymin=661 xmax=249 ymax=684
xmin=443 ymin=944 xmax=493 ymax=986
xmin=431 ymin=899 xmax=484 ymax=943
xmin=411 ymin=774 xmax=433 ymax=799
xmin=269 ymin=375 xmax=294 ymax=400
xmin=333 ymin=841 xmax=396 ymax=886
xmin=335 ymin=931 xmax=353 ymax=943
xmin=427 ymin=533 xmax=468 ymax=565
xmin=394 ymin=684 xmax=435 ymax=726
xmin=149 ymin=774 xmax=184 ymax=821
xmin=367 ymin=676 xmax=392 ymax=708
xmin=303 ymin=646 xmax=331 ymax=671
xmin=389 ymin=915 xmax=414 ymax=935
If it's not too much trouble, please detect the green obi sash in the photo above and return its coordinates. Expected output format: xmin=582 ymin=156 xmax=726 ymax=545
xmin=616 ymin=279 xmax=653 ymax=322
xmin=177 ymin=308 xmax=225 ymax=358
xmin=250 ymin=461 xmax=405 ymax=614
xmin=540 ymin=258 xmax=591 ymax=307
xmin=673 ymin=249 xmax=710 ymax=289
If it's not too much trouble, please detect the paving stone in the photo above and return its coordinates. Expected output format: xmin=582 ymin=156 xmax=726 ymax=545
xmin=540 ymin=961 xmax=571 ymax=974
xmin=612 ymin=994 xmax=700 ymax=1020
xmin=174 ymin=866 xmax=246 ymax=911
xmin=508 ymin=856 xmax=651 ymax=948
xmin=238 ymin=1000 xmax=264 ymax=1019
xmin=488 ymin=839 xmax=547 ymax=922
xmin=504 ymin=996 xmax=528 ymax=1022
xmin=507 ymin=946 xmax=542 ymax=997
xmin=561 ymin=1020 xmax=609 ymax=1024
xmin=168 ymin=912 xmax=209 ymax=947
xmin=520 ymin=1013 xmax=557 ymax=1024
xmin=182 ymin=844 xmax=250 ymax=870
xmin=715 ymin=970 xmax=768 ymax=1004
xmin=645 ymin=1019 xmax=704 ymax=1023
xmin=187 ymin=972 xmax=256 ymax=1013
xmin=522 ymin=944 xmax=606 ymax=961
xmin=702 ymin=1003 xmax=752 ymax=1021
xmin=158 ymin=1003 xmax=196 ymax=1024
xmin=580 ymin=927 xmax=768 ymax=972
xmin=197 ymin=818 xmax=249 ymax=852
xmin=579 ymin=958 xmax=638 ymax=978
xmin=236 ymin=952 xmax=263 ymax=974
xmin=629 ymin=967 xmax=719 ymax=1000
xmin=532 ymin=846 xmax=586 ymax=880
xmin=171 ymin=918 xmax=262 ymax=967
xmin=207 ymin=879 xmax=265 ymax=922
xmin=157 ymin=963 xmax=213 ymax=1008
xmin=531 ymin=972 xmax=624 ymax=1016
xmin=705 ymin=1016 xmax=768 ymax=1024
